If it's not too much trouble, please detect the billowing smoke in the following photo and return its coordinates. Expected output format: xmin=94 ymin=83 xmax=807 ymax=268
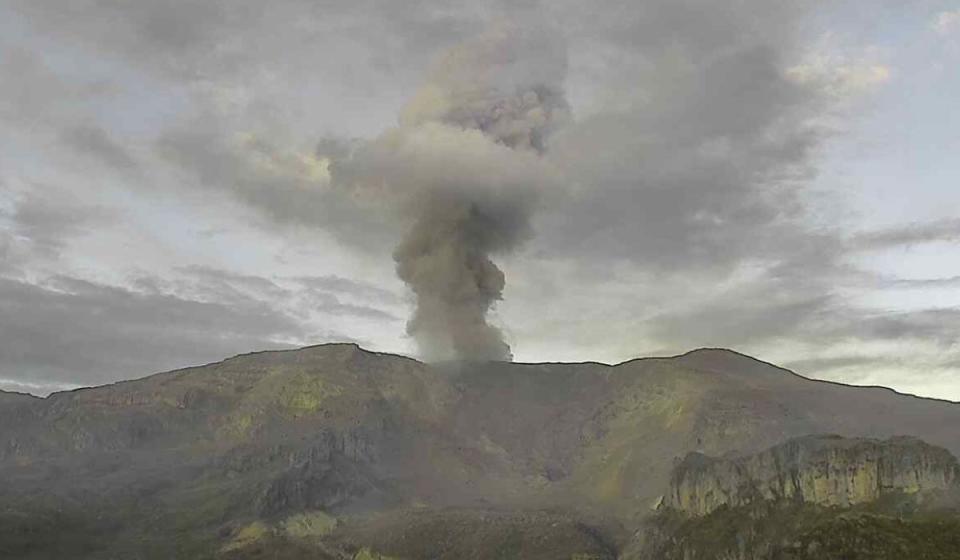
xmin=333 ymin=24 xmax=568 ymax=361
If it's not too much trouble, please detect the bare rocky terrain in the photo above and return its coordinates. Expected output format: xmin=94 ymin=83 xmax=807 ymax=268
xmin=2 ymin=343 xmax=959 ymax=559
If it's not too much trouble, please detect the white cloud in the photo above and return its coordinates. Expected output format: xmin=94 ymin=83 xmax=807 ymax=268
xmin=0 ymin=377 xmax=79 ymax=396
xmin=786 ymin=42 xmax=892 ymax=99
xmin=933 ymin=10 xmax=960 ymax=36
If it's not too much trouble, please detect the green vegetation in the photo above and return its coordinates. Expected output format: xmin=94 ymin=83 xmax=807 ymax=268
xmin=280 ymin=510 xmax=339 ymax=539
xmin=353 ymin=548 xmax=404 ymax=560
xmin=280 ymin=372 xmax=345 ymax=415
xmin=776 ymin=514 xmax=960 ymax=559
xmin=331 ymin=508 xmax=617 ymax=560
xmin=3 ymin=345 xmax=960 ymax=559
xmin=639 ymin=499 xmax=960 ymax=560
xmin=223 ymin=522 xmax=272 ymax=552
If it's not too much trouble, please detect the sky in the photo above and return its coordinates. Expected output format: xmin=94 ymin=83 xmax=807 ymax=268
xmin=0 ymin=1 xmax=958 ymax=400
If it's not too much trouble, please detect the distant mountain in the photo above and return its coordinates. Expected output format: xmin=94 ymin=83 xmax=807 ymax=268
xmin=1 ymin=344 xmax=959 ymax=559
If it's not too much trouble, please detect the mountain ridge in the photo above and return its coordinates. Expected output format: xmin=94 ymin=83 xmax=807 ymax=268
xmin=6 ymin=343 xmax=955 ymax=406
xmin=3 ymin=343 xmax=960 ymax=559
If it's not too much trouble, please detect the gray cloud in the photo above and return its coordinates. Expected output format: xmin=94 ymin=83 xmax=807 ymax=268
xmin=293 ymin=275 xmax=403 ymax=306
xmin=888 ymin=276 xmax=960 ymax=288
xmin=649 ymin=293 xmax=835 ymax=350
xmin=0 ymin=45 xmax=114 ymax=129
xmin=943 ymin=358 xmax=960 ymax=370
xmin=0 ymin=0 xmax=849 ymax=278
xmin=60 ymin=124 xmax=139 ymax=172
xmin=0 ymin=275 xmax=311 ymax=391
xmin=781 ymin=352 xmax=960 ymax=396
xmin=852 ymin=218 xmax=960 ymax=250
xmin=849 ymin=309 xmax=960 ymax=346
xmin=647 ymin=281 xmax=960 ymax=353
xmin=140 ymin=266 xmax=400 ymax=322
xmin=637 ymin=286 xmax=960 ymax=400
xmin=9 ymin=0 xmax=518 ymax=71
xmin=9 ymin=1 xmax=256 ymax=81
xmin=0 ymin=232 xmax=14 ymax=276
xmin=180 ymin=266 xmax=401 ymax=321
xmin=0 ymin=48 xmax=65 ymax=125
xmin=155 ymin=120 xmax=396 ymax=252
xmin=25 ymin=0 xmax=837 ymax=279
xmin=7 ymin=185 xmax=107 ymax=260
xmin=296 ymin=290 xmax=399 ymax=322
xmin=170 ymin=265 xmax=292 ymax=303
xmin=535 ymin=6 xmax=826 ymax=272
xmin=2 ymin=0 xmax=957 ymax=398
xmin=0 ymin=267 xmax=391 ymax=393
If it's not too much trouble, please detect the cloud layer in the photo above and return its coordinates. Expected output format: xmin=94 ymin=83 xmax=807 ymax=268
xmin=1 ymin=1 xmax=958 ymax=398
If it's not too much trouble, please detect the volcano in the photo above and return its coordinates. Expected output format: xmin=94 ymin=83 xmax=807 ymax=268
xmin=2 ymin=344 xmax=959 ymax=559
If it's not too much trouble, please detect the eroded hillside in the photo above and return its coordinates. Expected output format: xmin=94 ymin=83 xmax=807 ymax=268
xmin=2 ymin=344 xmax=959 ymax=559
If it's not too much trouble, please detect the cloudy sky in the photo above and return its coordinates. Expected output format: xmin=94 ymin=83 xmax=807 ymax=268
xmin=1 ymin=1 xmax=958 ymax=400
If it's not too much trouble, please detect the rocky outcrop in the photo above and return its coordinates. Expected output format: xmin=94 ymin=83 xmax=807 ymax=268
xmin=258 ymin=428 xmax=385 ymax=516
xmin=667 ymin=435 xmax=960 ymax=516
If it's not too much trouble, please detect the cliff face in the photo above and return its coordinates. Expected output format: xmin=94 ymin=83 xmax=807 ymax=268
xmin=667 ymin=435 xmax=960 ymax=516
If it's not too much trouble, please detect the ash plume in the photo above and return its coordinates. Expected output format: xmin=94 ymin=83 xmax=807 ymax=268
xmin=333 ymin=24 xmax=568 ymax=361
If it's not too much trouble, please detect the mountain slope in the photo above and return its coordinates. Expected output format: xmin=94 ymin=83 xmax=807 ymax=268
xmin=1 ymin=344 xmax=959 ymax=559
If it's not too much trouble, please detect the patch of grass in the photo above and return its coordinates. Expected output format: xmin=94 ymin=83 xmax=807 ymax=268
xmin=775 ymin=514 xmax=960 ymax=559
xmin=641 ymin=499 xmax=960 ymax=560
xmin=280 ymin=510 xmax=339 ymax=539
xmin=332 ymin=508 xmax=617 ymax=560
xmin=353 ymin=547 xmax=404 ymax=560
xmin=222 ymin=521 xmax=272 ymax=552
